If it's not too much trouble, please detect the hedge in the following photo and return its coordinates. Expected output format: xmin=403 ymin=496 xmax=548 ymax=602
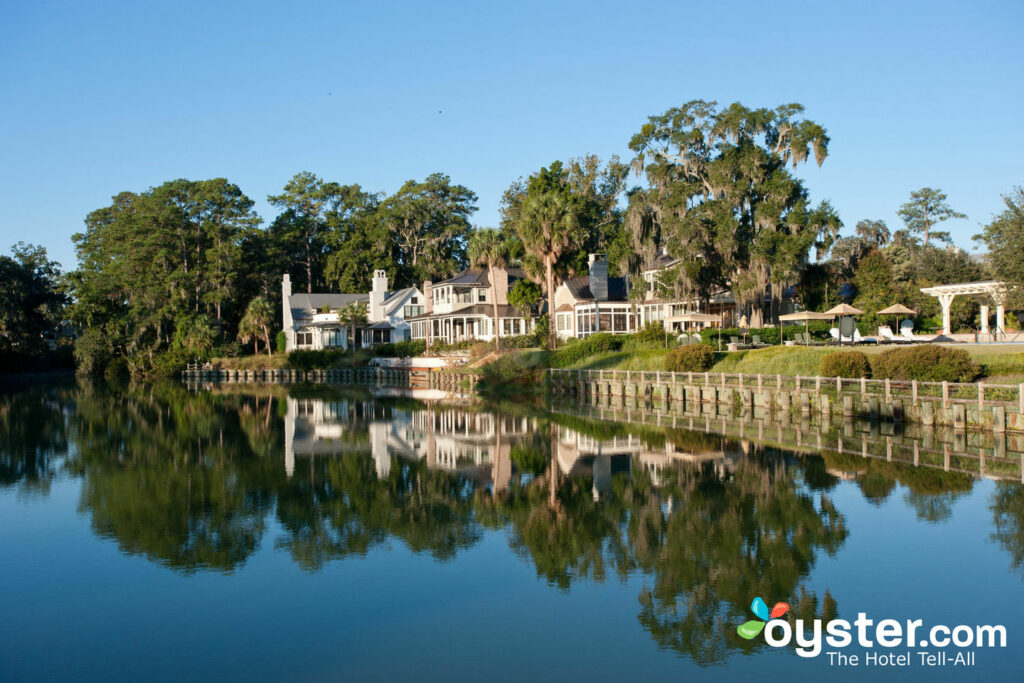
xmin=819 ymin=351 xmax=871 ymax=378
xmin=664 ymin=344 xmax=717 ymax=372
xmin=549 ymin=333 xmax=625 ymax=368
xmin=373 ymin=340 xmax=427 ymax=357
xmin=870 ymin=345 xmax=982 ymax=383
xmin=287 ymin=349 xmax=348 ymax=371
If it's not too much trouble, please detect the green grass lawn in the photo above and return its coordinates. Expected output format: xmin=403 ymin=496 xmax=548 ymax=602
xmin=562 ymin=343 xmax=1024 ymax=382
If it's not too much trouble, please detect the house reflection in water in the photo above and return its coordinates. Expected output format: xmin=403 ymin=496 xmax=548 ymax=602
xmin=284 ymin=398 xmax=750 ymax=497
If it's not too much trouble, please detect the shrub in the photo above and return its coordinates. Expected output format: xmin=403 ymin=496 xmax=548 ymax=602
xmin=374 ymin=340 xmax=426 ymax=358
xmin=664 ymin=344 xmax=717 ymax=372
xmin=870 ymin=345 xmax=982 ymax=382
xmin=276 ymin=331 xmax=287 ymax=354
xmin=698 ymin=326 xmax=782 ymax=345
xmin=287 ymin=349 xmax=348 ymax=371
xmin=549 ymin=333 xmax=624 ymax=368
xmin=819 ymin=351 xmax=871 ymax=378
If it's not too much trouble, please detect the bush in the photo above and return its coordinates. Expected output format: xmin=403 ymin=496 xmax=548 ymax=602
xmin=819 ymin=351 xmax=871 ymax=378
xmin=374 ymin=340 xmax=426 ymax=358
xmin=276 ymin=331 xmax=287 ymax=354
xmin=549 ymin=333 xmax=625 ymax=368
xmin=664 ymin=344 xmax=717 ymax=372
xmin=287 ymin=349 xmax=348 ymax=371
xmin=870 ymin=345 xmax=982 ymax=382
xmin=698 ymin=326 xmax=783 ymax=345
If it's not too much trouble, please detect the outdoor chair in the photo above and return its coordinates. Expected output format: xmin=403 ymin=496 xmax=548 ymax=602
xmin=751 ymin=334 xmax=762 ymax=346
xmin=730 ymin=336 xmax=740 ymax=345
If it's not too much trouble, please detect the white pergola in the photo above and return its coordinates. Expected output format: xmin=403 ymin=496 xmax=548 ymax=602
xmin=919 ymin=281 xmax=1007 ymax=336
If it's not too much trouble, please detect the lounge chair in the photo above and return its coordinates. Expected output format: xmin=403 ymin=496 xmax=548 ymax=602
xmin=853 ymin=330 xmax=878 ymax=345
xmin=751 ymin=334 xmax=762 ymax=346
xmin=730 ymin=336 xmax=740 ymax=345
xmin=878 ymin=326 xmax=908 ymax=344
xmin=900 ymin=320 xmax=935 ymax=343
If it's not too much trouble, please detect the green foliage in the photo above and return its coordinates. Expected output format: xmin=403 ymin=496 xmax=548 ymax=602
xmin=276 ymin=331 xmax=287 ymax=353
xmin=975 ymin=187 xmax=1024 ymax=308
xmin=0 ymin=242 xmax=68 ymax=369
xmin=476 ymin=350 xmax=550 ymax=398
xmin=628 ymin=100 xmax=840 ymax=322
xmin=628 ymin=324 xmax=671 ymax=350
xmin=698 ymin=326 xmax=783 ymax=345
xmin=897 ymin=187 xmax=966 ymax=246
xmin=819 ymin=351 xmax=871 ymax=378
xmin=287 ymin=349 xmax=348 ymax=371
xmin=664 ymin=344 xmax=716 ymax=372
xmin=373 ymin=340 xmax=426 ymax=358
xmin=870 ymin=345 xmax=981 ymax=382
xmin=172 ymin=315 xmax=216 ymax=357
xmin=549 ymin=333 xmax=624 ymax=368
xmin=507 ymin=279 xmax=542 ymax=316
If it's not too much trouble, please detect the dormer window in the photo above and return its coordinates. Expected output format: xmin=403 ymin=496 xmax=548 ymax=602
xmin=478 ymin=289 xmax=487 ymax=302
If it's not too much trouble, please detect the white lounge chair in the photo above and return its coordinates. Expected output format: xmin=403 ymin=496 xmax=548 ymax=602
xmin=900 ymin=319 xmax=934 ymax=343
xmin=877 ymin=326 xmax=907 ymax=343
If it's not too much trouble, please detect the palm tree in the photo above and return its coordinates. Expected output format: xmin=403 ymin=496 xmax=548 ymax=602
xmin=237 ymin=296 xmax=273 ymax=356
xmin=468 ymin=228 xmax=509 ymax=351
xmin=338 ymin=302 xmax=367 ymax=349
xmin=516 ymin=192 xmax=579 ymax=348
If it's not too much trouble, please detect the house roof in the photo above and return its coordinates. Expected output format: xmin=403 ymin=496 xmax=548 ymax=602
xmin=562 ymin=276 xmax=630 ymax=302
xmin=290 ymin=293 xmax=367 ymax=319
xmin=433 ymin=267 xmax=528 ymax=288
xmin=381 ymin=287 xmax=419 ymax=314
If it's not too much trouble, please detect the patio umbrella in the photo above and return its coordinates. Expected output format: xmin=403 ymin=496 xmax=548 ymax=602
xmin=823 ymin=303 xmax=865 ymax=317
xmin=778 ymin=311 xmax=834 ymax=341
xmin=876 ymin=304 xmax=917 ymax=332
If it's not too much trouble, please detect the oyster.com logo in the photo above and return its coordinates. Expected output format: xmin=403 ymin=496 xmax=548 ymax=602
xmin=737 ymin=596 xmax=789 ymax=640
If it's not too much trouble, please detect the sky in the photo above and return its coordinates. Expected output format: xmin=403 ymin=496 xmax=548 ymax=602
xmin=1 ymin=0 xmax=1022 ymax=270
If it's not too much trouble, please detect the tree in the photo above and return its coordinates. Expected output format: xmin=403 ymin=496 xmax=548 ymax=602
xmin=237 ymin=297 xmax=273 ymax=356
xmin=379 ymin=173 xmax=477 ymax=286
xmin=0 ymin=243 xmax=67 ymax=360
xmin=338 ymin=301 xmax=367 ymax=349
xmin=628 ymin=100 xmax=839 ymax=326
xmin=268 ymin=172 xmax=330 ymax=293
xmin=897 ymin=187 xmax=966 ymax=247
xmin=467 ymin=228 xmax=510 ymax=350
xmin=515 ymin=187 xmax=581 ymax=348
xmin=854 ymin=219 xmax=890 ymax=248
xmin=507 ymin=279 xmax=543 ymax=319
xmin=975 ymin=187 xmax=1024 ymax=307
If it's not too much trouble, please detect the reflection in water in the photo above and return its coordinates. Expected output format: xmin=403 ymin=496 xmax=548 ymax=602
xmin=2 ymin=380 xmax=1023 ymax=665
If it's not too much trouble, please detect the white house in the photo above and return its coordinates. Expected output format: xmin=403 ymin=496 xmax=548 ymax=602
xmin=281 ymin=272 xmax=424 ymax=351
xmin=408 ymin=267 xmax=535 ymax=344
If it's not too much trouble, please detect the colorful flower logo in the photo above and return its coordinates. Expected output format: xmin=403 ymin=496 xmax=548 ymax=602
xmin=737 ymin=597 xmax=789 ymax=639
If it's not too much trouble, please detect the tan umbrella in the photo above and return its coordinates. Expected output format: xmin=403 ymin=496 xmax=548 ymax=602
xmin=666 ymin=312 xmax=722 ymax=324
xmin=876 ymin=304 xmax=917 ymax=333
xmin=824 ymin=303 xmax=865 ymax=317
xmin=778 ymin=311 xmax=833 ymax=342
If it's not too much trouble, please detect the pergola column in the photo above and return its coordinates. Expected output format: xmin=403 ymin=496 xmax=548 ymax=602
xmin=937 ymin=293 xmax=956 ymax=335
xmin=980 ymin=304 xmax=990 ymax=334
xmin=996 ymin=304 xmax=1006 ymax=337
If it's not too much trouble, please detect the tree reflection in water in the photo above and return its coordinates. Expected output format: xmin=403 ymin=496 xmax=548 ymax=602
xmin=0 ymin=381 xmax=1009 ymax=664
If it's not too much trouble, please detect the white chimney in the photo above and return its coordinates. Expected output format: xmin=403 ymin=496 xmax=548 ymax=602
xmin=369 ymin=270 xmax=388 ymax=323
xmin=282 ymin=274 xmax=293 ymax=332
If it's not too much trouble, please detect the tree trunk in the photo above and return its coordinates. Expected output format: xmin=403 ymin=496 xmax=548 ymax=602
xmin=546 ymin=257 xmax=556 ymax=349
xmin=305 ymin=230 xmax=313 ymax=293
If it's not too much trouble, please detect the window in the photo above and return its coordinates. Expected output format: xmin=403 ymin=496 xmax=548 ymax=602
xmin=404 ymin=305 xmax=424 ymax=318
xmin=296 ymin=331 xmax=314 ymax=347
xmin=478 ymin=289 xmax=487 ymax=302
xmin=411 ymin=296 xmax=418 ymax=304
xmin=324 ymin=329 xmax=344 ymax=347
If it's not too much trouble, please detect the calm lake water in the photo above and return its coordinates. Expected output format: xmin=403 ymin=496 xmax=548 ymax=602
xmin=2 ymin=379 xmax=1023 ymax=681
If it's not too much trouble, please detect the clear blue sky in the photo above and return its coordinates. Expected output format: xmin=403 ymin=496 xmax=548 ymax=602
xmin=1 ymin=0 xmax=1022 ymax=269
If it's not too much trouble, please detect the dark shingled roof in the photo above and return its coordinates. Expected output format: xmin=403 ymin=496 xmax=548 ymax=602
xmin=563 ymin=276 xmax=630 ymax=302
xmin=290 ymin=293 xmax=367 ymax=320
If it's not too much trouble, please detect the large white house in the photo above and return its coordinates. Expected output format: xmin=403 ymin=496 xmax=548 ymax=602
xmin=553 ymin=253 xmax=794 ymax=340
xmin=408 ymin=267 xmax=535 ymax=344
xmin=281 ymin=271 xmax=424 ymax=351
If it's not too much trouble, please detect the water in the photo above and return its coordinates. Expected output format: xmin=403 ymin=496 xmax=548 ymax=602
xmin=1 ymin=380 xmax=1022 ymax=681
